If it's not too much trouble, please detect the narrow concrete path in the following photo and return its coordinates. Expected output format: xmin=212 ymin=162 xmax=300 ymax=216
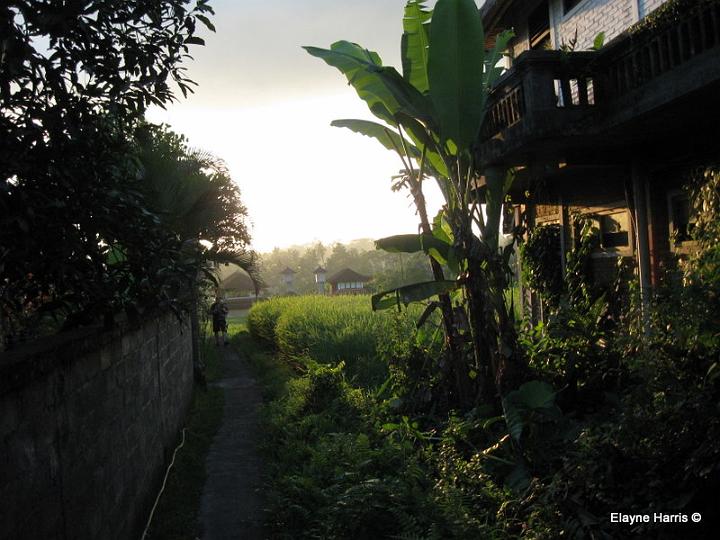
xmin=200 ymin=346 xmax=264 ymax=539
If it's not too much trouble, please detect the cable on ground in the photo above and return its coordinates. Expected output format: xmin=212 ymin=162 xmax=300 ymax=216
xmin=140 ymin=427 xmax=187 ymax=540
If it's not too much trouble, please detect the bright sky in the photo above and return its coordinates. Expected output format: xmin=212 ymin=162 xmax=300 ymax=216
xmin=148 ymin=1 xmax=485 ymax=252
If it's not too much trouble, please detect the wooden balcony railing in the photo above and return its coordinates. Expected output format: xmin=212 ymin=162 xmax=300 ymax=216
xmin=480 ymin=51 xmax=597 ymax=141
xmin=601 ymin=2 xmax=720 ymax=100
xmin=481 ymin=1 xmax=720 ymax=148
xmin=482 ymin=84 xmax=524 ymax=139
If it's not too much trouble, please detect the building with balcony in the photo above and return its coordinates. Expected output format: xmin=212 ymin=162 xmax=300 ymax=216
xmin=327 ymin=268 xmax=372 ymax=295
xmin=480 ymin=0 xmax=720 ymax=311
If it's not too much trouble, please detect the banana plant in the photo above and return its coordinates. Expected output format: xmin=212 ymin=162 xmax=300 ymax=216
xmin=305 ymin=0 xmax=524 ymax=404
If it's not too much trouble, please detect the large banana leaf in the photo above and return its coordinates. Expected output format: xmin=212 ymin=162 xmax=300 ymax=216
xmin=377 ymin=65 xmax=436 ymax=125
xmin=331 ymin=119 xmax=421 ymax=160
xmin=401 ymin=0 xmax=432 ymax=93
xmin=428 ymin=0 xmax=485 ymax=152
xmin=375 ymin=233 xmax=451 ymax=258
xmin=304 ymin=42 xmax=396 ymax=124
xmin=304 ymin=41 xmax=432 ymax=126
xmin=376 ymin=233 xmax=460 ymax=273
xmin=372 ymin=280 xmax=458 ymax=311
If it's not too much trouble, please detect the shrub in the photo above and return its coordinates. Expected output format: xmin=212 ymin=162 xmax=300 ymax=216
xmin=247 ymin=297 xmax=293 ymax=347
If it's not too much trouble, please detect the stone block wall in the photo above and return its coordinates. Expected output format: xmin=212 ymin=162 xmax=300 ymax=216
xmin=0 ymin=311 xmax=194 ymax=540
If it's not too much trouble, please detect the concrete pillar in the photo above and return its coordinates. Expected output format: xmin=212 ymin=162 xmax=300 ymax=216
xmin=558 ymin=196 xmax=568 ymax=271
xmin=632 ymin=162 xmax=652 ymax=333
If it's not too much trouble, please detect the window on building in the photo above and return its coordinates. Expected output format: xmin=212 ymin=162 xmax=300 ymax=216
xmin=598 ymin=211 xmax=630 ymax=249
xmin=528 ymin=1 xmax=551 ymax=50
xmin=668 ymin=192 xmax=696 ymax=244
xmin=564 ymin=0 xmax=583 ymax=14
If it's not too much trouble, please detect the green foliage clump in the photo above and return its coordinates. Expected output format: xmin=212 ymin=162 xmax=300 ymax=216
xmin=520 ymin=224 xmax=564 ymax=307
xmin=262 ymin=363 xmax=399 ymax=537
xmin=260 ymin=358 xmax=516 ymax=539
xmin=629 ymin=0 xmax=718 ymax=38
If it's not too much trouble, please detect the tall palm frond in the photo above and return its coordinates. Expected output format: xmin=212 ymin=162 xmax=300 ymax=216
xmin=206 ymin=248 xmax=264 ymax=296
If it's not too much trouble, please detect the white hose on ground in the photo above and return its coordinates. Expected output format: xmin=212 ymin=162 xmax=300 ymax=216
xmin=140 ymin=427 xmax=187 ymax=540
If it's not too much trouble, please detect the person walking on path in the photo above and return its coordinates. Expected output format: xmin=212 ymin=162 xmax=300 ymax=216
xmin=210 ymin=295 xmax=229 ymax=346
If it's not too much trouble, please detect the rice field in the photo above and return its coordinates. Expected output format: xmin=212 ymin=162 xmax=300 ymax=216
xmin=247 ymin=295 xmax=429 ymax=387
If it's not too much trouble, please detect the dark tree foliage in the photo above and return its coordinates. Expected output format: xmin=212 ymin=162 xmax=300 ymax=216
xmin=0 ymin=1 xmax=217 ymax=346
xmin=0 ymin=0 xmax=211 ymax=127
xmin=135 ymin=124 xmax=252 ymax=254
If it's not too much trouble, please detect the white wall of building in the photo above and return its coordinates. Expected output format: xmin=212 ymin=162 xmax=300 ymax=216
xmin=550 ymin=0 xmax=636 ymax=51
xmin=639 ymin=0 xmax=667 ymax=18
xmin=508 ymin=0 xmax=670 ymax=56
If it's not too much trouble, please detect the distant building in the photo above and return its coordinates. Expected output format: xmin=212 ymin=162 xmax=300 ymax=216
xmin=313 ymin=266 xmax=327 ymax=295
xmin=327 ymin=268 xmax=372 ymax=295
xmin=280 ymin=266 xmax=296 ymax=294
xmin=217 ymin=266 xmax=265 ymax=310
xmin=220 ymin=270 xmax=259 ymax=297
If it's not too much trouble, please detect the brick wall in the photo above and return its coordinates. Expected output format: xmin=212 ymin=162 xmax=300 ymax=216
xmin=0 ymin=311 xmax=194 ymax=540
xmin=552 ymin=0 xmax=636 ymax=50
xmin=508 ymin=0 xmax=670 ymax=55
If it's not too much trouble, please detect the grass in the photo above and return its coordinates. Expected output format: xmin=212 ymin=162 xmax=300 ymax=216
xmin=227 ymin=312 xmax=248 ymax=327
xmin=142 ymin=338 xmax=225 ymax=540
xmin=247 ymin=295 xmax=426 ymax=388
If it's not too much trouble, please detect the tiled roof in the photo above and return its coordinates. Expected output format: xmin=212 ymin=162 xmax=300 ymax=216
xmin=327 ymin=268 xmax=372 ymax=284
xmin=221 ymin=270 xmax=258 ymax=291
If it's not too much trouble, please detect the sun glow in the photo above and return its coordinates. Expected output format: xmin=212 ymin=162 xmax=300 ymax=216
xmin=147 ymin=94 xmax=444 ymax=252
xmin=143 ymin=0 xmax=454 ymax=253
